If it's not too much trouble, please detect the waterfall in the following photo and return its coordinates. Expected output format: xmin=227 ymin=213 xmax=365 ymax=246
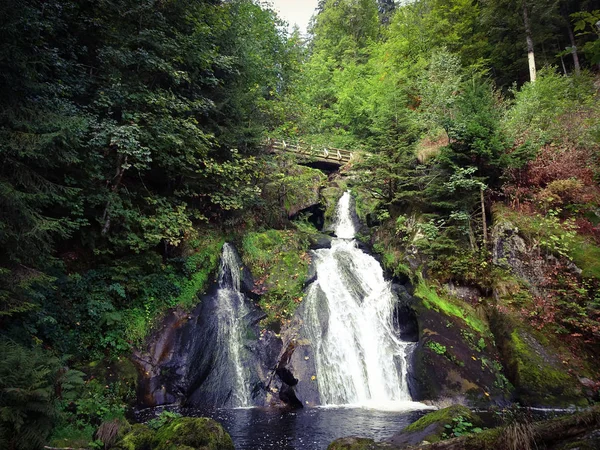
xmin=215 ymin=243 xmax=252 ymax=407
xmin=304 ymin=192 xmax=415 ymax=408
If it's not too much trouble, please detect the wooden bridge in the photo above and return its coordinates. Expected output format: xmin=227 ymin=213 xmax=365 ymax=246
xmin=266 ymin=139 xmax=354 ymax=165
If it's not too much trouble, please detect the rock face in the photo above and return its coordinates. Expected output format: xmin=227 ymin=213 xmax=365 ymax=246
xmin=489 ymin=311 xmax=587 ymax=407
xmin=490 ymin=219 xmax=588 ymax=407
xmin=408 ymin=291 xmax=512 ymax=406
xmin=133 ymin=244 xmax=283 ymax=409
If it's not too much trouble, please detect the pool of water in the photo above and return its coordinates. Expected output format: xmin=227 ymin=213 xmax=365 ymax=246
xmin=137 ymin=405 xmax=428 ymax=450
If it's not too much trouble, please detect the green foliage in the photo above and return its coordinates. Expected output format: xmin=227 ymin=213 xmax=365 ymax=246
xmin=426 ymin=340 xmax=447 ymax=355
xmin=147 ymin=411 xmax=183 ymax=431
xmin=503 ymin=68 xmax=597 ymax=146
xmin=0 ymin=340 xmax=84 ymax=450
xmin=571 ymin=10 xmax=600 ymax=64
xmin=403 ymin=405 xmax=477 ymax=443
xmin=443 ymin=416 xmax=484 ymax=439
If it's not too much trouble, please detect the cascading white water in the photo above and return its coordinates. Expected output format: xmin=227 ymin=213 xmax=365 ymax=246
xmin=304 ymin=192 xmax=416 ymax=408
xmin=216 ymin=243 xmax=251 ymax=407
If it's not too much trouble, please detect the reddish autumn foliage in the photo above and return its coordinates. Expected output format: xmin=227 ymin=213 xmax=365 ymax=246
xmin=503 ymin=145 xmax=600 ymax=241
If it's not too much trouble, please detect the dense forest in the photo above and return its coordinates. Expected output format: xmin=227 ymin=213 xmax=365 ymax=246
xmin=2 ymin=0 xmax=600 ymax=449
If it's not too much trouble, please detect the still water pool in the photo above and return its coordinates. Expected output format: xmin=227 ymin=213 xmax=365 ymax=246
xmin=137 ymin=405 xmax=427 ymax=450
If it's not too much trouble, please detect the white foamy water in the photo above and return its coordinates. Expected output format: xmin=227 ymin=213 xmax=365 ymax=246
xmin=216 ymin=243 xmax=251 ymax=407
xmin=304 ymin=192 xmax=427 ymax=410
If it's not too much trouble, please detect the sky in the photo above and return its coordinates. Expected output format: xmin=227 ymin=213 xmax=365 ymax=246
xmin=268 ymin=0 xmax=320 ymax=35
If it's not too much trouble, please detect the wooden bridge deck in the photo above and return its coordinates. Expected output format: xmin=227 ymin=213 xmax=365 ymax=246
xmin=267 ymin=139 xmax=354 ymax=165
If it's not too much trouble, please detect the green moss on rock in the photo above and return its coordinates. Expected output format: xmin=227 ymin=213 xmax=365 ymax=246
xmin=400 ymin=405 xmax=479 ymax=444
xmin=327 ymin=436 xmax=387 ymax=450
xmin=154 ymin=417 xmax=234 ymax=450
xmin=508 ymin=328 xmax=586 ymax=406
xmin=415 ymin=280 xmax=488 ymax=335
xmin=113 ymin=423 xmax=156 ymax=450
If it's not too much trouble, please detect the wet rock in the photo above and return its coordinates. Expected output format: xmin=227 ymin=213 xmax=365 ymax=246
xmin=279 ymin=383 xmax=303 ymax=408
xmin=409 ymin=293 xmax=511 ymax=406
xmin=134 ymin=245 xmax=282 ymax=409
xmin=391 ymin=284 xmax=419 ymax=343
xmin=310 ymin=233 xmax=334 ymax=250
xmin=276 ymin=367 xmax=298 ymax=386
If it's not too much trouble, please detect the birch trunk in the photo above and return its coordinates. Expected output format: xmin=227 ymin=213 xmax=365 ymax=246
xmin=522 ymin=1 xmax=537 ymax=82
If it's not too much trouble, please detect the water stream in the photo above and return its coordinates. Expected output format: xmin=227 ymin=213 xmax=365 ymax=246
xmin=215 ymin=243 xmax=252 ymax=407
xmin=303 ymin=191 xmax=416 ymax=408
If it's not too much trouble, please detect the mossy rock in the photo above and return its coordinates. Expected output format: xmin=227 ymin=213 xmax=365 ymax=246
xmin=490 ymin=312 xmax=587 ymax=407
xmin=320 ymin=185 xmax=346 ymax=227
xmin=153 ymin=417 xmax=234 ymax=450
xmin=410 ymin=281 xmax=513 ymax=405
xmin=327 ymin=436 xmax=388 ymax=450
xmin=389 ymin=405 xmax=480 ymax=446
xmin=113 ymin=423 xmax=156 ymax=450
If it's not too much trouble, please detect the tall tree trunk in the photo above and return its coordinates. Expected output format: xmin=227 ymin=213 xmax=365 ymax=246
xmin=522 ymin=1 xmax=537 ymax=82
xmin=481 ymin=187 xmax=488 ymax=248
xmin=566 ymin=18 xmax=581 ymax=75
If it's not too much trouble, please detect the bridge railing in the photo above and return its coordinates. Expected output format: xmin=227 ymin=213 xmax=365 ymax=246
xmin=267 ymin=139 xmax=354 ymax=163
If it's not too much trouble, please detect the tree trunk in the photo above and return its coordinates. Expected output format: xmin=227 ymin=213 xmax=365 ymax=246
xmin=566 ymin=18 xmax=581 ymax=75
xmin=522 ymin=1 xmax=537 ymax=83
xmin=480 ymin=187 xmax=488 ymax=248
xmin=101 ymin=155 xmax=128 ymax=236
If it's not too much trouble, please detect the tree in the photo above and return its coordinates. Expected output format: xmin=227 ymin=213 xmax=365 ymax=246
xmin=311 ymin=0 xmax=379 ymax=64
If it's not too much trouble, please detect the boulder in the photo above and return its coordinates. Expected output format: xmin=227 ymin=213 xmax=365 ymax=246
xmin=154 ymin=417 xmax=234 ymax=450
xmin=112 ymin=423 xmax=156 ymax=450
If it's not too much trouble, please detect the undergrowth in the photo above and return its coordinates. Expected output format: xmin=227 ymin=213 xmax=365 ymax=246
xmin=241 ymin=228 xmax=311 ymax=331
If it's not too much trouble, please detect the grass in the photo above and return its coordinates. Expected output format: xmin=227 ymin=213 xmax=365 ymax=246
xmin=415 ymin=279 xmax=488 ymax=335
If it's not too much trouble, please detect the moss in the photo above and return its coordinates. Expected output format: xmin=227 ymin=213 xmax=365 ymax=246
xmin=327 ymin=437 xmax=384 ymax=450
xmin=241 ymin=228 xmax=311 ymax=328
xmin=154 ymin=417 xmax=234 ymax=450
xmin=508 ymin=329 xmax=585 ymax=406
xmin=321 ymin=184 xmax=347 ymax=225
xmin=570 ymin=237 xmax=600 ymax=279
xmin=113 ymin=423 xmax=156 ymax=450
xmin=415 ymin=280 xmax=488 ymax=335
xmin=464 ymin=427 xmax=503 ymax=449
xmin=350 ymin=187 xmax=379 ymax=225
xmin=403 ymin=405 xmax=473 ymax=436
